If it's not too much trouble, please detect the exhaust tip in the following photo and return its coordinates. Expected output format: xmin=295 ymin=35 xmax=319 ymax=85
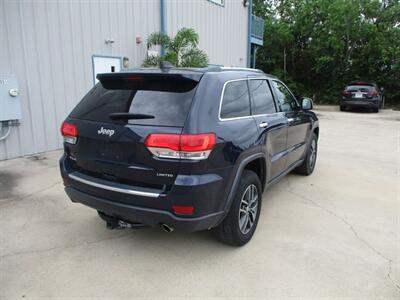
xmin=160 ymin=223 xmax=174 ymax=233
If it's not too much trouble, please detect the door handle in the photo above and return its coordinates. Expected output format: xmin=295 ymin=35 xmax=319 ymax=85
xmin=259 ymin=122 xmax=269 ymax=128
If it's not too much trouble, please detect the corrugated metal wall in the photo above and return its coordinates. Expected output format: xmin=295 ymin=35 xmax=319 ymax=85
xmin=0 ymin=0 xmax=160 ymax=160
xmin=0 ymin=0 xmax=249 ymax=160
xmin=166 ymin=0 xmax=248 ymax=67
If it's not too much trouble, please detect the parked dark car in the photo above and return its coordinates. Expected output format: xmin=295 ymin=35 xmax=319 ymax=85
xmin=340 ymin=81 xmax=384 ymax=112
xmin=60 ymin=67 xmax=319 ymax=246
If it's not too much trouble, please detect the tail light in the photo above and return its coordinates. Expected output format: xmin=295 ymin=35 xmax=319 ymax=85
xmin=369 ymin=91 xmax=379 ymax=96
xmin=341 ymin=90 xmax=350 ymax=96
xmin=61 ymin=122 xmax=78 ymax=144
xmin=145 ymin=133 xmax=216 ymax=160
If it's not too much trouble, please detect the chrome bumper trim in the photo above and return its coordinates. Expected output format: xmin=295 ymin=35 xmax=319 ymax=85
xmin=68 ymin=173 xmax=160 ymax=198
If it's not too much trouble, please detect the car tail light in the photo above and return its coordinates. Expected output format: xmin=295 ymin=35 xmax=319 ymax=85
xmin=172 ymin=205 xmax=194 ymax=215
xmin=61 ymin=122 xmax=78 ymax=144
xmin=145 ymin=133 xmax=216 ymax=160
xmin=341 ymin=90 xmax=350 ymax=96
xmin=369 ymin=91 xmax=379 ymax=96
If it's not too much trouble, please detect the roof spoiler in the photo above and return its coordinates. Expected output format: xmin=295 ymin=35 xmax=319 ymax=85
xmin=97 ymin=72 xmax=201 ymax=92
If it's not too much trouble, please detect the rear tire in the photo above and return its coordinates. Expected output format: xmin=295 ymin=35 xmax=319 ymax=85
xmin=373 ymin=107 xmax=379 ymax=113
xmin=294 ymin=133 xmax=318 ymax=175
xmin=213 ymin=170 xmax=262 ymax=246
xmin=340 ymin=105 xmax=345 ymax=111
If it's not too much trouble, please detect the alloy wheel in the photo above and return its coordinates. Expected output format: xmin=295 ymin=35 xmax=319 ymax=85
xmin=309 ymin=139 xmax=317 ymax=169
xmin=238 ymin=184 xmax=259 ymax=234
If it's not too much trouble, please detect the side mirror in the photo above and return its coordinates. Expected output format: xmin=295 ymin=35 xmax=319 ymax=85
xmin=380 ymin=87 xmax=384 ymax=93
xmin=301 ymin=97 xmax=313 ymax=110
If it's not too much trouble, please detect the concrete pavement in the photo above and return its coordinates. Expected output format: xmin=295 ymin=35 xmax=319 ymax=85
xmin=1 ymin=106 xmax=399 ymax=299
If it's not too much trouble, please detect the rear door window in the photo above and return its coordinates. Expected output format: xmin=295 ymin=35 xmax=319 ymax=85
xmin=69 ymin=80 xmax=197 ymax=127
xmin=249 ymin=80 xmax=276 ymax=115
xmin=220 ymin=80 xmax=251 ymax=119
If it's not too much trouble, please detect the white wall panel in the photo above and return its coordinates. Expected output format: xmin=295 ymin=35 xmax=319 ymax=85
xmin=0 ymin=0 xmax=160 ymax=160
xmin=166 ymin=0 xmax=248 ymax=67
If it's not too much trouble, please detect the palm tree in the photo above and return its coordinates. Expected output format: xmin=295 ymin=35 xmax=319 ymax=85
xmin=143 ymin=28 xmax=208 ymax=67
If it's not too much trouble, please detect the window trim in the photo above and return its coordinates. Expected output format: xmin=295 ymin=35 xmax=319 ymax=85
xmin=218 ymin=77 xmax=279 ymax=121
xmin=271 ymin=80 xmax=299 ymax=112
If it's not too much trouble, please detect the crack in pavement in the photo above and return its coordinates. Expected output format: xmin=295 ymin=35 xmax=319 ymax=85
xmin=286 ymin=177 xmax=400 ymax=293
xmin=0 ymin=232 xmax=131 ymax=260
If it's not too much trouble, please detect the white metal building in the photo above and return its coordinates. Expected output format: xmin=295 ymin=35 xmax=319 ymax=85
xmin=0 ymin=0 xmax=264 ymax=160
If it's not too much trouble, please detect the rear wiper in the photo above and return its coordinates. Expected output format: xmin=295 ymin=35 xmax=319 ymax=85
xmin=109 ymin=113 xmax=155 ymax=120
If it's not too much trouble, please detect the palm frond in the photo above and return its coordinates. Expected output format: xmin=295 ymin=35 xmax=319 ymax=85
xmin=142 ymin=55 xmax=161 ymax=67
xmin=180 ymin=48 xmax=209 ymax=67
xmin=144 ymin=28 xmax=208 ymax=68
xmin=161 ymin=52 xmax=178 ymax=66
xmin=170 ymin=28 xmax=199 ymax=53
xmin=146 ymin=32 xmax=171 ymax=50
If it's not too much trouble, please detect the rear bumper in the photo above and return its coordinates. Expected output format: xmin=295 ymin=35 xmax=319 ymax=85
xmin=60 ymin=154 xmax=233 ymax=232
xmin=341 ymin=99 xmax=380 ymax=108
xmin=65 ymin=187 xmax=223 ymax=232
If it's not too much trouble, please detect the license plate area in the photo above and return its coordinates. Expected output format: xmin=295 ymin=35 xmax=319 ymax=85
xmin=97 ymin=141 xmax=126 ymax=161
xmin=354 ymin=93 xmax=363 ymax=98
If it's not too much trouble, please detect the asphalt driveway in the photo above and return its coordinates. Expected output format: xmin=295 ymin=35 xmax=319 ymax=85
xmin=0 ymin=106 xmax=399 ymax=299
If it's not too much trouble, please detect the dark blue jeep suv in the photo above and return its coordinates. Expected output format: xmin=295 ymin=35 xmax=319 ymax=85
xmin=60 ymin=67 xmax=319 ymax=246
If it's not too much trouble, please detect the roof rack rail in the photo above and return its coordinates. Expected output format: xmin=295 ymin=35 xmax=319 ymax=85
xmin=219 ymin=67 xmax=264 ymax=73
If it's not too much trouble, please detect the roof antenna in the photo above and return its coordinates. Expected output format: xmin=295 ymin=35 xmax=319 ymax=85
xmin=160 ymin=60 xmax=174 ymax=70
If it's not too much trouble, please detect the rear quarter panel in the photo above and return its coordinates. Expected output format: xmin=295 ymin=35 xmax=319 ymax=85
xmin=181 ymin=72 xmax=262 ymax=212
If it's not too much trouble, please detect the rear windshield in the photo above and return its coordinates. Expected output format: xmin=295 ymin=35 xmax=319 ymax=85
xmin=69 ymin=80 xmax=197 ymax=127
xmin=345 ymin=85 xmax=375 ymax=92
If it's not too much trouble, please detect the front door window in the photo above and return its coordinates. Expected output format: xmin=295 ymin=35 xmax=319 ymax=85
xmin=272 ymin=81 xmax=298 ymax=112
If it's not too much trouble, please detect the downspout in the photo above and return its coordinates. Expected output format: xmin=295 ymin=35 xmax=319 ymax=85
xmin=160 ymin=0 xmax=166 ymax=55
xmin=247 ymin=0 xmax=253 ymax=68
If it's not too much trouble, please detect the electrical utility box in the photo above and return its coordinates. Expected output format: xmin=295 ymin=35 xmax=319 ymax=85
xmin=0 ymin=74 xmax=21 ymax=121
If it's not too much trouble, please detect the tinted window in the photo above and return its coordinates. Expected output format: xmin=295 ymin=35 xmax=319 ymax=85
xmin=220 ymin=80 xmax=251 ymax=119
xmin=346 ymin=85 xmax=375 ymax=92
xmin=272 ymin=81 xmax=298 ymax=112
xmin=69 ymin=82 xmax=196 ymax=126
xmin=127 ymin=90 xmax=193 ymax=126
xmin=249 ymin=80 xmax=276 ymax=115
